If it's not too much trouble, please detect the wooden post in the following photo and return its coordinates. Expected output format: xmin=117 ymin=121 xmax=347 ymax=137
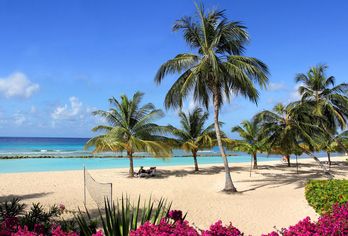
xmin=83 ymin=165 xmax=86 ymax=206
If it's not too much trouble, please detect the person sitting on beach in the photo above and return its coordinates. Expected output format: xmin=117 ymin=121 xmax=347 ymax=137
xmin=137 ymin=166 xmax=146 ymax=175
xmin=147 ymin=167 xmax=157 ymax=176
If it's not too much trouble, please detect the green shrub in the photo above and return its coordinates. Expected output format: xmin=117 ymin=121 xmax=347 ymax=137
xmin=305 ymin=179 xmax=348 ymax=214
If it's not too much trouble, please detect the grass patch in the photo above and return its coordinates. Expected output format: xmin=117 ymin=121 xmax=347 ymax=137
xmin=305 ymin=179 xmax=348 ymax=215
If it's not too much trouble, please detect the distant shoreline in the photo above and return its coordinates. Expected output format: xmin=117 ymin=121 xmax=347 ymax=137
xmin=0 ymin=153 xmax=239 ymax=159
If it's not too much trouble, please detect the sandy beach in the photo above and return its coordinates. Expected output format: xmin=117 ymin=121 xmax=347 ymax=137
xmin=0 ymin=156 xmax=347 ymax=235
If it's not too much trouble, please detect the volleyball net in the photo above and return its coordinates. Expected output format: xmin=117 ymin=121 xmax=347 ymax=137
xmin=83 ymin=166 xmax=112 ymax=208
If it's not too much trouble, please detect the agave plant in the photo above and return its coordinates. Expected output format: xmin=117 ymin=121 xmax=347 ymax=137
xmin=76 ymin=195 xmax=172 ymax=236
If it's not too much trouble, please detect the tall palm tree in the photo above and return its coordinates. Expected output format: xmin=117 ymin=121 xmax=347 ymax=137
xmin=296 ymin=64 xmax=348 ymax=151
xmin=256 ymin=103 xmax=329 ymax=173
xmin=167 ymin=107 xmax=217 ymax=172
xmin=85 ymin=92 xmax=172 ymax=177
xmin=154 ymin=4 xmax=269 ymax=192
xmin=231 ymin=119 xmax=264 ymax=169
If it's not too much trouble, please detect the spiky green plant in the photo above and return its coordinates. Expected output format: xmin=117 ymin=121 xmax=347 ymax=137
xmin=85 ymin=92 xmax=173 ymax=177
xmin=155 ymin=3 xmax=269 ymax=192
xmin=75 ymin=196 xmax=172 ymax=236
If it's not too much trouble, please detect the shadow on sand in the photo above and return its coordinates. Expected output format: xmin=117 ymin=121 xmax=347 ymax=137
xmin=0 ymin=192 xmax=53 ymax=202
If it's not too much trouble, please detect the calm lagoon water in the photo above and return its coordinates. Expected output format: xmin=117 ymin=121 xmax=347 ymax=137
xmin=0 ymin=155 xmax=281 ymax=173
xmin=0 ymin=137 xmax=335 ymax=173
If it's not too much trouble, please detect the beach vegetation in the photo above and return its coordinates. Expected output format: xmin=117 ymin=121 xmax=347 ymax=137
xmin=76 ymin=195 xmax=172 ymax=236
xmin=167 ymin=107 xmax=225 ymax=172
xmin=85 ymin=92 xmax=173 ymax=177
xmin=305 ymin=179 xmax=348 ymax=214
xmin=231 ymin=119 xmax=264 ymax=169
xmin=1 ymin=197 xmax=348 ymax=235
xmin=255 ymin=103 xmax=330 ymax=173
xmin=295 ymin=64 xmax=348 ymax=165
xmin=155 ymin=3 xmax=269 ymax=192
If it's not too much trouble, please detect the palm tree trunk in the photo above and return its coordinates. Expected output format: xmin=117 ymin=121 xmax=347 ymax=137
xmin=327 ymin=152 xmax=331 ymax=166
xmin=192 ymin=150 xmax=199 ymax=172
xmin=213 ymin=93 xmax=237 ymax=192
xmin=303 ymin=150 xmax=332 ymax=177
xmin=285 ymin=154 xmax=290 ymax=167
xmin=253 ymin=153 xmax=258 ymax=169
xmin=128 ymin=151 xmax=134 ymax=177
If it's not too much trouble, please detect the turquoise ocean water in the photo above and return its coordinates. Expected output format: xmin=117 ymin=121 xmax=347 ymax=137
xmin=0 ymin=137 xmax=335 ymax=173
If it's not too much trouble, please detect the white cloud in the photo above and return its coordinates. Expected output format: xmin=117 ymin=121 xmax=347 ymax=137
xmin=268 ymin=82 xmax=286 ymax=91
xmin=289 ymin=84 xmax=302 ymax=101
xmin=51 ymin=96 xmax=83 ymax=121
xmin=0 ymin=72 xmax=39 ymax=99
xmin=13 ymin=113 xmax=26 ymax=126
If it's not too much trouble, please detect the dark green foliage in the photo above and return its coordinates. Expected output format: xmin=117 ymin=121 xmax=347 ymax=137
xmin=85 ymin=91 xmax=173 ymax=177
xmin=0 ymin=197 xmax=25 ymax=220
xmin=76 ymin=195 xmax=172 ymax=236
xmin=155 ymin=2 xmax=269 ymax=192
xmin=305 ymin=179 xmax=348 ymax=215
xmin=20 ymin=203 xmax=61 ymax=232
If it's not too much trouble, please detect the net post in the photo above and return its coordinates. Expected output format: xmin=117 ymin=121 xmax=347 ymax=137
xmin=83 ymin=165 xmax=86 ymax=206
xmin=110 ymin=183 xmax=113 ymax=204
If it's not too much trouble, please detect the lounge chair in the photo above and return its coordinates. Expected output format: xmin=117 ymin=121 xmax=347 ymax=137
xmin=135 ymin=167 xmax=157 ymax=178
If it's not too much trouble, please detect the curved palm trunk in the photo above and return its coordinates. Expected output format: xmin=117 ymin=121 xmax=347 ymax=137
xmin=128 ymin=151 xmax=134 ymax=177
xmin=327 ymin=152 xmax=331 ymax=166
xmin=192 ymin=150 xmax=199 ymax=172
xmin=303 ymin=150 xmax=332 ymax=177
xmin=253 ymin=152 xmax=258 ymax=169
xmin=213 ymin=94 xmax=237 ymax=192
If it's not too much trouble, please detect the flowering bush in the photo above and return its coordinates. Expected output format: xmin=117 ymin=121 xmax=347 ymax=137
xmin=201 ymin=220 xmax=242 ymax=236
xmin=2 ymin=198 xmax=347 ymax=236
xmin=264 ymin=202 xmax=348 ymax=236
xmin=305 ymin=179 xmax=348 ymax=214
xmin=130 ymin=210 xmax=199 ymax=236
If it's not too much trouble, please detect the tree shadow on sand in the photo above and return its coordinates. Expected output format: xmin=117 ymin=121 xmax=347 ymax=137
xmin=237 ymin=161 xmax=348 ymax=193
xmin=126 ymin=160 xmax=348 ymax=194
xmin=0 ymin=192 xmax=53 ymax=202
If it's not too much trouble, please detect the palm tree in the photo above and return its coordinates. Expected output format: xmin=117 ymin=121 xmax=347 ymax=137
xmin=318 ymin=130 xmax=348 ymax=166
xmin=154 ymin=4 xmax=269 ymax=192
xmin=256 ymin=103 xmax=330 ymax=173
xmin=85 ymin=92 xmax=172 ymax=177
xmin=231 ymin=119 xmax=264 ymax=169
xmin=296 ymin=64 xmax=348 ymax=151
xmin=167 ymin=107 xmax=217 ymax=172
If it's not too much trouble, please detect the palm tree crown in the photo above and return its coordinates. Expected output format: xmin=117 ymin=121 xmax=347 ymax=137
xmin=155 ymin=3 xmax=269 ymax=192
xmin=256 ymin=103 xmax=317 ymax=164
xmin=296 ymin=64 xmax=348 ymax=130
xmin=85 ymin=91 xmax=172 ymax=177
xmin=231 ymin=119 xmax=263 ymax=169
xmin=168 ymin=107 xmax=217 ymax=171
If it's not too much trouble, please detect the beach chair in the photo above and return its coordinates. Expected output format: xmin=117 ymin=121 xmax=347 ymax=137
xmin=135 ymin=167 xmax=157 ymax=178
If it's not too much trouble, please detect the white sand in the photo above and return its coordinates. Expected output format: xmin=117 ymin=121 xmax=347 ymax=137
xmin=0 ymin=156 xmax=347 ymax=235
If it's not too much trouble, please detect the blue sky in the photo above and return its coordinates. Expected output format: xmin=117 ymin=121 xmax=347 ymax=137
xmin=0 ymin=0 xmax=347 ymax=138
